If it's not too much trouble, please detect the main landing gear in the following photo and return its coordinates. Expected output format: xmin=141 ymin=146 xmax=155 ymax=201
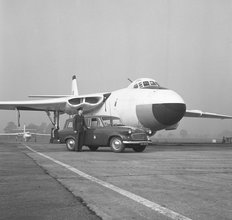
xmin=46 ymin=111 xmax=61 ymax=143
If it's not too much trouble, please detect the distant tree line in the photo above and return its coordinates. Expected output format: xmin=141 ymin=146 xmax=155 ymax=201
xmin=4 ymin=121 xmax=53 ymax=134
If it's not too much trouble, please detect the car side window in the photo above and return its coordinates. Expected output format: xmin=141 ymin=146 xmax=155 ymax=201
xmin=66 ymin=121 xmax=73 ymax=128
xmin=90 ymin=118 xmax=103 ymax=128
xmin=102 ymin=118 xmax=111 ymax=126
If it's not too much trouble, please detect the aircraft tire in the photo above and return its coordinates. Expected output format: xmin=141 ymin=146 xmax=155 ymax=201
xmin=132 ymin=145 xmax=146 ymax=152
xmin=66 ymin=138 xmax=76 ymax=151
xmin=110 ymin=137 xmax=125 ymax=153
xmin=88 ymin=146 xmax=99 ymax=151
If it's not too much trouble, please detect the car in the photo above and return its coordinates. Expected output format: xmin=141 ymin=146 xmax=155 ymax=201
xmin=57 ymin=115 xmax=152 ymax=153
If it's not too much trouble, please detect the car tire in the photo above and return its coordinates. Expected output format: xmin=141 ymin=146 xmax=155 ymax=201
xmin=66 ymin=138 xmax=76 ymax=151
xmin=132 ymin=145 xmax=146 ymax=152
xmin=110 ymin=137 xmax=125 ymax=153
xmin=88 ymin=146 xmax=99 ymax=151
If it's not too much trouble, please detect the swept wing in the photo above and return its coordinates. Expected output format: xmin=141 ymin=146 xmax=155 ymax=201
xmin=0 ymin=75 xmax=109 ymax=114
xmin=185 ymin=110 xmax=232 ymax=119
xmin=0 ymin=93 xmax=110 ymax=114
xmin=0 ymin=97 xmax=68 ymax=112
xmin=0 ymin=132 xmax=50 ymax=136
xmin=0 ymin=132 xmax=23 ymax=136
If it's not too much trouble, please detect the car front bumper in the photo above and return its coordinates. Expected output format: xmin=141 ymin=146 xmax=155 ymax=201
xmin=122 ymin=140 xmax=152 ymax=145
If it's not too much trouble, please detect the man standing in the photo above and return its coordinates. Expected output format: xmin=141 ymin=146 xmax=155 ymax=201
xmin=73 ymin=107 xmax=87 ymax=151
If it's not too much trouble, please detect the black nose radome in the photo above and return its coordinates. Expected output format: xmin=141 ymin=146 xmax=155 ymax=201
xmin=152 ymin=103 xmax=186 ymax=126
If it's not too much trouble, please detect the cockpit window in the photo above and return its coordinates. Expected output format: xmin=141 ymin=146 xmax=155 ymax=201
xmin=143 ymin=81 xmax=149 ymax=87
xmin=128 ymin=78 xmax=165 ymax=90
xmin=150 ymin=81 xmax=160 ymax=87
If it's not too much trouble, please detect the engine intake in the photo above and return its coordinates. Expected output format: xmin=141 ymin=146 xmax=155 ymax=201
xmin=65 ymin=95 xmax=104 ymax=114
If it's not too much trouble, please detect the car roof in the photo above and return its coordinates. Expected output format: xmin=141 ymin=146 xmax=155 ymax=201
xmin=89 ymin=115 xmax=119 ymax=119
xmin=66 ymin=115 xmax=120 ymax=121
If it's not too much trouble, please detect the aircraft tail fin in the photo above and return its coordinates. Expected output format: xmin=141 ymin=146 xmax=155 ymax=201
xmin=72 ymin=75 xmax=79 ymax=96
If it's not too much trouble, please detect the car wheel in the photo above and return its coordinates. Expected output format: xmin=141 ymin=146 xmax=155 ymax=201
xmin=66 ymin=138 xmax=76 ymax=151
xmin=132 ymin=145 xmax=146 ymax=152
xmin=110 ymin=137 xmax=125 ymax=153
xmin=88 ymin=146 xmax=99 ymax=151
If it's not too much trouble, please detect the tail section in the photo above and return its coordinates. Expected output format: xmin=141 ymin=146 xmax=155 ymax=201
xmin=72 ymin=75 xmax=79 ymax=96
xmin=29 ymin=75 xmax=79 ymax=98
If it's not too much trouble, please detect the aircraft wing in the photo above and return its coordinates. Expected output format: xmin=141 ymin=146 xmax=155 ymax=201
xmin=185 ymin=110 xmax=232 ymax=119
xmin=28 ymin=95 xmax=69 ymax=98
xmin=30 ymin=133 xmax=50 ymax=136
xmin=0 ymin=132 xmax=22 ymax=136
xmin=0 ymin=93 xmax=111 ymax=114
xmin=0 ymin=98 xmax=70 ymax=113
xmin=0 ymin=98 xmax=68 ymax=112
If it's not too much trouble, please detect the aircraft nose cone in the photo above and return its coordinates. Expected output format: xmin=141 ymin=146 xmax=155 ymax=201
xmin=136 ymin=103 xmax=186 ymax=130
xmin=152 ymin=103 xmax=186 ymax=126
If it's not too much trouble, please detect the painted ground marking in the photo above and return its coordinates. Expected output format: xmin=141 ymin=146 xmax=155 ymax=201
xmin=24 ymin=144 xmax=192 ymax=220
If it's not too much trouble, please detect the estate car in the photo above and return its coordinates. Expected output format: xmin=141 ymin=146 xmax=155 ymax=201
xmin=58 ymin=115 xmax=151 ymax=153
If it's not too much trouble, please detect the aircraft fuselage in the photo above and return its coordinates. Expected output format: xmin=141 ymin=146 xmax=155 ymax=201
xmin=89 ymin=87 xmax=186 ymax=132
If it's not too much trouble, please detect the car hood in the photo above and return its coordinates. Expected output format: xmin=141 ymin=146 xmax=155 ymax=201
xmin=115 ymin=125 xmax=145 ymax=133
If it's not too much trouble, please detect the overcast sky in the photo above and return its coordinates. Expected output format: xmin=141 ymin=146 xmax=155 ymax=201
xmin=0 ymin=0 xmax=232 ymax=136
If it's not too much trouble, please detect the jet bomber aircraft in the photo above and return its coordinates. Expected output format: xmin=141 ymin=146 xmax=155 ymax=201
xmin=0 ymin=75 xmax=231 ymax=135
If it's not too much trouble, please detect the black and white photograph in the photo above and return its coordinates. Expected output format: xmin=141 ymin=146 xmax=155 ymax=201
xmin=0 ymin=1 xmax=232 ymax=219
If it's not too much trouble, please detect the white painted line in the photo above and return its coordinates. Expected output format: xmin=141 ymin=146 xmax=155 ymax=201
xmin=24 ymin=144 xmax=192 ymax=220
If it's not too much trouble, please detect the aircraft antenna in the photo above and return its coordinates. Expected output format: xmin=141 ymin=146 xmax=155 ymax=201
xmin=127 ymin=78 xmax=133 ymax=83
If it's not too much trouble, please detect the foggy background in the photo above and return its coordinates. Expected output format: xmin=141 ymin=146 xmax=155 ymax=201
xmin=0 ymin=0 xmax=232 ymax=138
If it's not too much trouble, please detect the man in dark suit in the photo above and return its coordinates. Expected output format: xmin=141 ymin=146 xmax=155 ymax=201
xmin=73 ymin=107 xmax=88 ymax=151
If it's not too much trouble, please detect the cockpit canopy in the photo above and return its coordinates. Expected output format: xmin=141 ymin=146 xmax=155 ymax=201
xmin=127 ymin=78 xmax=161 ymax=89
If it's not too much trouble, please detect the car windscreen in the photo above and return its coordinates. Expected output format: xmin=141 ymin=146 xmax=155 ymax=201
xmin=102 ymin=117 xmax=124 ymax=126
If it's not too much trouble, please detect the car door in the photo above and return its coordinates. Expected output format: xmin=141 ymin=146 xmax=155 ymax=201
xmin=58 ymin=119 xmax=76 ymax=142
xmin=87 ymin=117 xmax=108 ymax=146
xmin=84 ymin=118 xmax=93 ymax=146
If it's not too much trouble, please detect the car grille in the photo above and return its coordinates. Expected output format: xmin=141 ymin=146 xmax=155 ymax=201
xmin=131 ymin=133 xmax=147 ymax=140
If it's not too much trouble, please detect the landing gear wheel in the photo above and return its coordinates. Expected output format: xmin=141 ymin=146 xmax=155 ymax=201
xmin=132 ymin=145 xmax=146 ymax=152
xmin=88 ymin=146 xmax=99 ymax=151
xmin=66 ymin=138 xmax=76 ymax=151
xmin=110 ymin=137 xmax=125 ymax=153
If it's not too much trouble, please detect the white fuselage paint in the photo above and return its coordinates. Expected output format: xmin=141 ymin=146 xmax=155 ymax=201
xmin=89 ymin=88 xmax=185 ymax=132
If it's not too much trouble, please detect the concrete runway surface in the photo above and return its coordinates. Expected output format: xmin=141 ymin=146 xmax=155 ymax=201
xmin=1 ymin=142 xmax=232 ymax=220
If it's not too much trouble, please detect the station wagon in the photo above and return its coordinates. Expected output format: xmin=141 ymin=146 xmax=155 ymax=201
xmin=58 ymin=115 xmax=151 ymax=152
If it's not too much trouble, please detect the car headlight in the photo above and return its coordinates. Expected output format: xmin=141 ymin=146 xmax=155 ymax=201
xmin=147 ymin=129 xmax=152 ymax=135
xmin=128 ymin=129 xmax=132 ymax=134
